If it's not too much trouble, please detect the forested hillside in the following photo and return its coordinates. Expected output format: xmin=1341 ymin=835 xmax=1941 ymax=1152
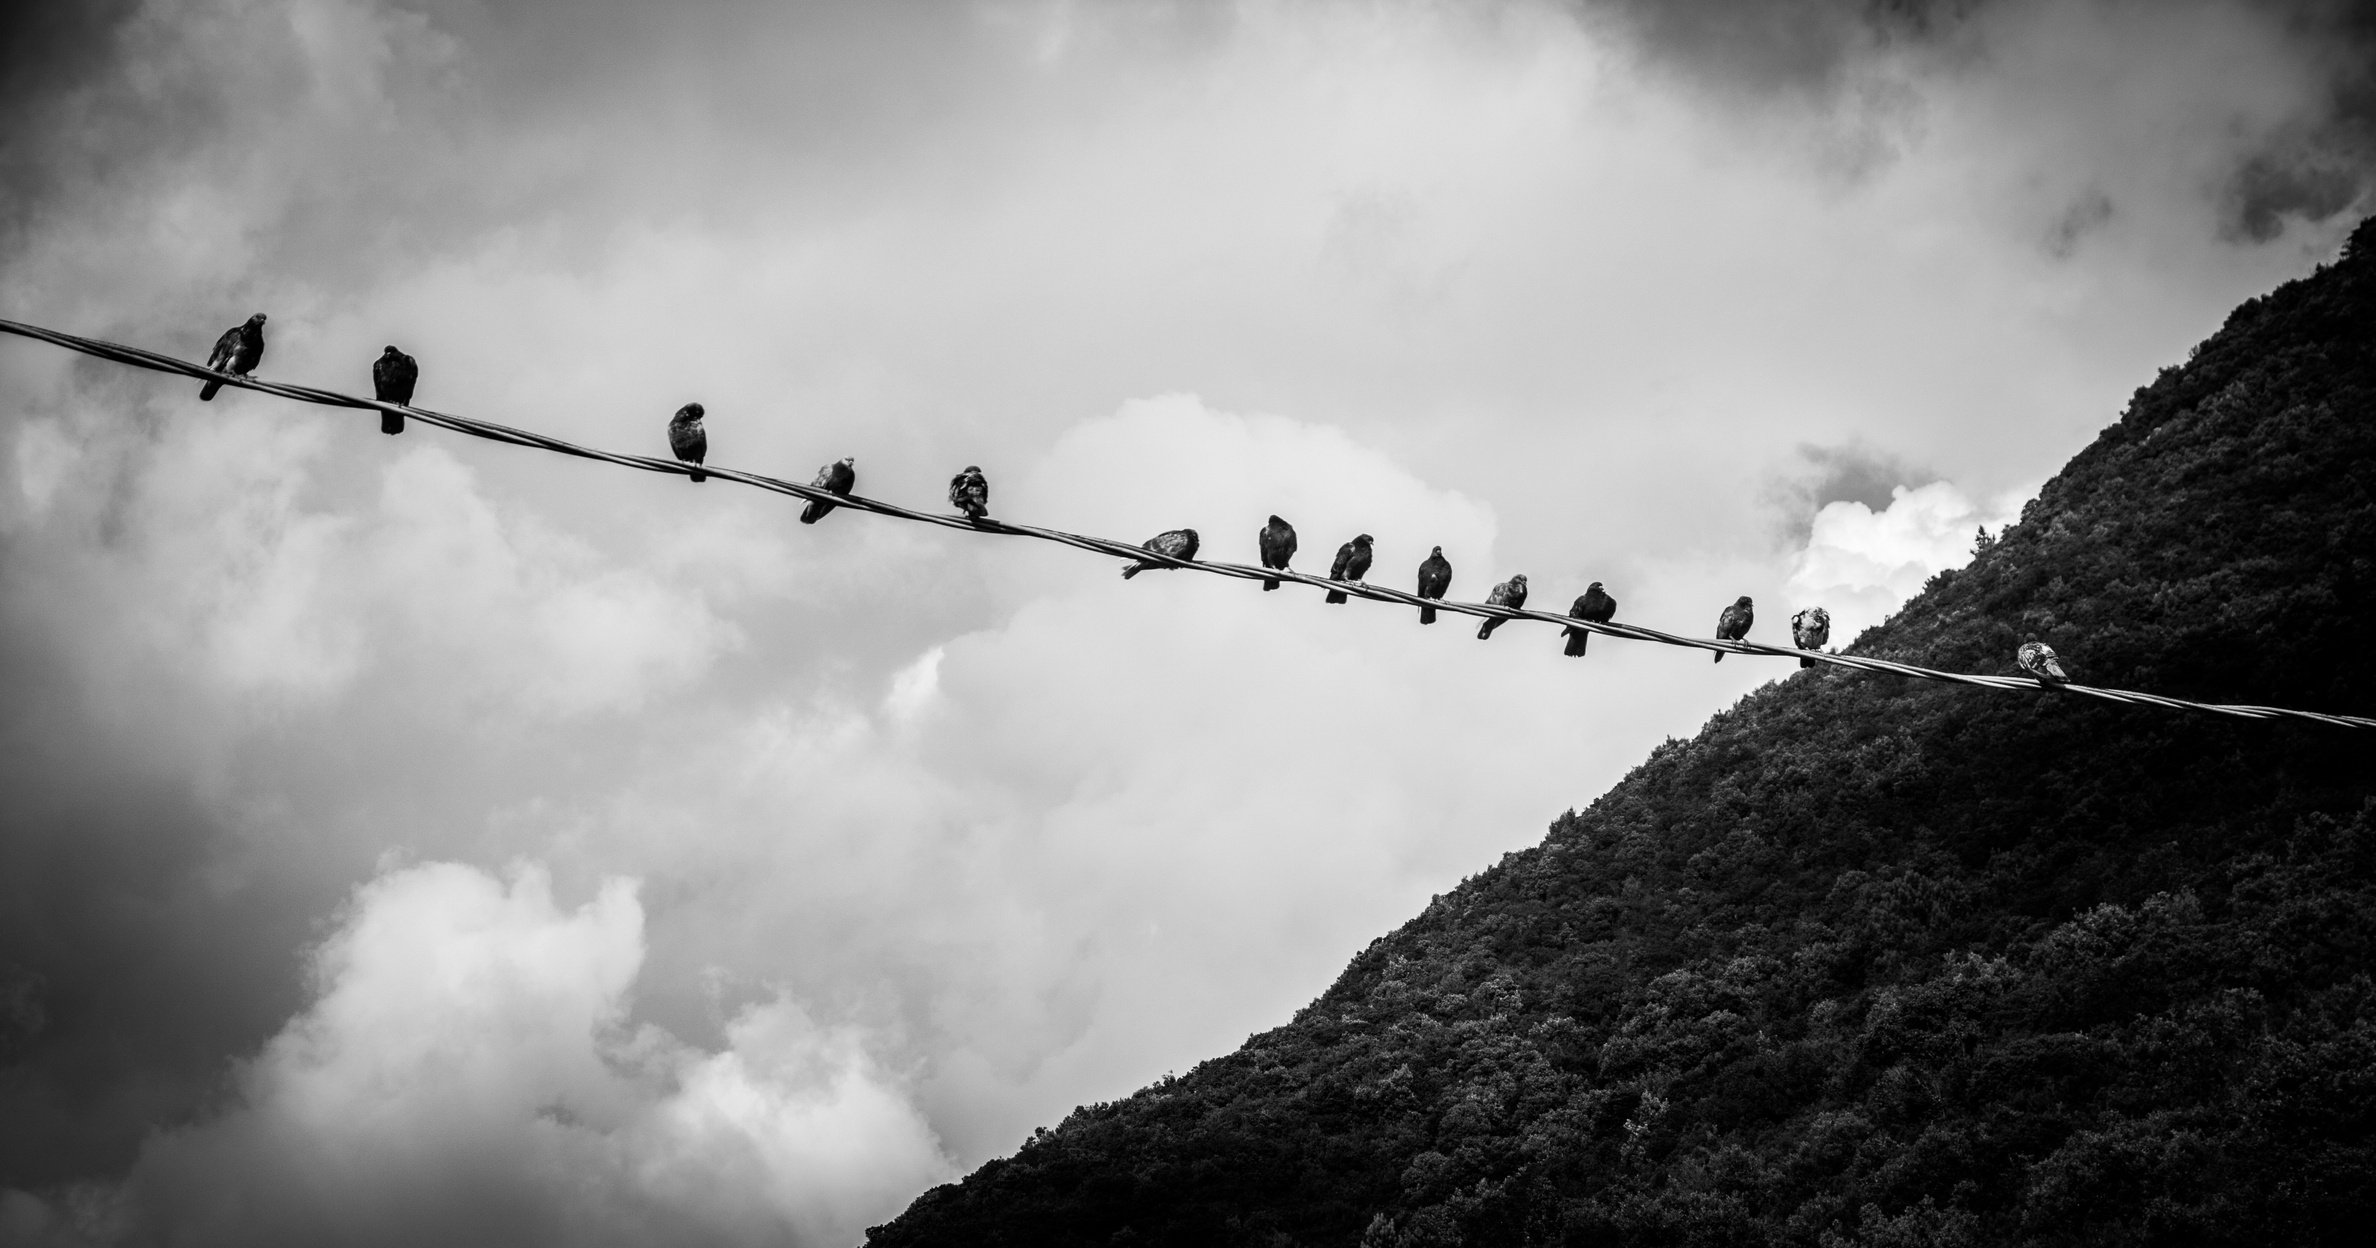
xmin=868 ymin=220 xmax=2376 ymax=1247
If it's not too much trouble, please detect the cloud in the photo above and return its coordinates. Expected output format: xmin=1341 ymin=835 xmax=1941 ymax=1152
xmin=3 ymin=860 xmax=951 ymax=1248
xmin=1767 ymin=440 xmax=1937 ymax=542
xmin=1787 ymin=478 xmax=2032 ymax=644
xmin=2 ymin=0 xmax=2373 ymax=1239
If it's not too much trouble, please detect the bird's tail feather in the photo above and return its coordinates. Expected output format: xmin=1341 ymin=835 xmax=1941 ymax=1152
xmin=1420 ymin=606 xmax=1436 ymax=625
xmin=1121 ymin=564 xmax=1142 ymax=579
xmin=1477 ymin=619 xmax=1497 ymax=640
xmin=199 ymin=379 xmax=222 ymax=401
xmin=1713 ymin=651 xmax=1724 ymax=664
xmin=1325 ymin=589 xmax=1347 ymax=604
xmin=1563 ymin=630 xmax=1588 ymax=657
xmin=1800 ymin=656 xmax=1814 ymax=669
xmin=689 ymin=468 xmax=706 ymax=483
xmin=800 ymin=501 xmax=828 ymax=524
xmin=1263 ymin=577 xmax=1279 ymax=591
xmin=382 ymin=410 xmax=404 ymax=436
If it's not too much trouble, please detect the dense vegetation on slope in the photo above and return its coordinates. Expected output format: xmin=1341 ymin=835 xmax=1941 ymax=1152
xmin=869 ymin=222 xmax=2376 ymax=1248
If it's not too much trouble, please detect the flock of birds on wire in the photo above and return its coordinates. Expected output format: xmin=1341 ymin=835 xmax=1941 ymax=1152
xmin=192 ymin=312 xmax=2088 ymax=685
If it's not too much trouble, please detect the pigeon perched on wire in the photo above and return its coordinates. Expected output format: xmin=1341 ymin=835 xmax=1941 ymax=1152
xmin=1257 ymin=515 xmax=1298 ymax=591
xmin=949 ymin=466 xmax=990 ymax=520
xmin=1477 ymin=574 xmax=1528 ymax=639
xmin=1790 ymin=606 xmax=1831 ymax=669
xmin=1326 ymin=534 xmax=1373 ymax=604
xmin=801 ymin=457 xmax=856 ymax=523
xmin=1713 ymin=596 xmax=1753 ymax=662
xmin=199 ymin=313 xmax=266 ymax=401
xmin=372 ymin=345 xmax=417 ymax=435
xmin=1416 ymin=547 xmax=1453 ymax=624
xmin=2018 ymin=640 xmax=2069 ymax=686
xmin=668 ymin=404 xmax=708 ymax=482
xmin=1563 ymin=582 xmax=1616 ymax=657
xmin=1121 ymin=528 xmax=1199 ymax=578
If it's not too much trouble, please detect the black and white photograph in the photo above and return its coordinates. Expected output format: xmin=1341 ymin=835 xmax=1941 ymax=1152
xmin=1 ymin=1 xmax=2372 ymax=1244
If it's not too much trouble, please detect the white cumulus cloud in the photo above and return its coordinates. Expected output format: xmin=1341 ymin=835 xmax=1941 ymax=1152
xmin=1787 ymin=479 xmax=2033 ymax=645
xmin=30 ymin=860 xmax=953 ymax=1248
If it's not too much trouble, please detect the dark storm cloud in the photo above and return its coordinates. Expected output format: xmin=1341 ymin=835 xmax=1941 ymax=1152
xmin=2214 ymin=0 xmax=2376 ymax=240
xmin=1766 ymin=440 xmax=1935 ymax=541
xmin=0 ymin=597 xmax=311 ymax=1186
xmin=1577 ymin=0 xmax=2376 ymax=241
xmin=1568 ymin=0 xmax=1989 ymax=98
xmin=0 ymin=0 xmax=138 ymax=239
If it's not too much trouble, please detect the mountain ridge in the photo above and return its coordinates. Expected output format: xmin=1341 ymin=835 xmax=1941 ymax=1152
xmin=867 ymin=219 xmax=2376 ymax=1248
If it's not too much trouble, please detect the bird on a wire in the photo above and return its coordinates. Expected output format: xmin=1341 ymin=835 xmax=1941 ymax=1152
xmin=668 ymin=403 xmax=708 ymax=482
xmin=801 ymin=457 xmax=856 ymax=523
xmin=1257 ymin=515 xmax=1298 ymax=591
xmin=1122 ymin=528 xmax=1199 ymax=578
xmin=1791 ymin=606 xmax=1831 ymax=669
xmin=1713 ymin=595 xmax=1754 ymax=662
xmin=1326 ymin=534 xmax=1373 ymax=604
xmin=2017 ymin=640 xmax=2069 ymax=686
xmin=1416 ymin=547 xmax=1453 ymax=624
xmin=1563 ymin=581 xmax=1617 ymax=656
xmin=950 ymin=466 xmax=990 ymax=520
xmin=1477 ymin=573 xmax=1528 ymax=639
xmin=372 ymin=345 xmax=417 ymax=435
xmin=198 ymin=313 xmax=266 ymax=401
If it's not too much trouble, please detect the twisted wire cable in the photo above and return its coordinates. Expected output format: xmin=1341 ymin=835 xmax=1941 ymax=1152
xmin=5 ymin=315 xmax=2370 ymax=730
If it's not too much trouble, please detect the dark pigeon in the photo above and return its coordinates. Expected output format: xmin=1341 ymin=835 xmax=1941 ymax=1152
xmin=2018 ymin=640 xmax=2070 ymax=686
xmin=801 ymin=457 xmax=856 ymax=523
xmin=1713 ymin=595 xmax=1753 ymax=662
xmin=1416 ymin=547 xmax=1452 ymax=624
xmin=1563 ymin=581 xmax=1616 ymax=657
xmin=199 ymin=313 xmax=266 ymax=401
xmin=1326 ymin=534 xmax=1373 ymax=604
xmin=668 ymin=403 xmax=708 ymax=482
xmin=1122 ymin=528 xmax=1199 ymax=579
xmin=1791 ymin=606 xmax=1831 ymax=669
xmin=950 ymin=466 xmax=990 ymax=520
xmin=372 ymin=345 xmax=417 ymax=435
xmin=1257 ymin=515 xmax=1298 ymax=591
xmin=1477 ymin=573 xmax=1528 ymax=639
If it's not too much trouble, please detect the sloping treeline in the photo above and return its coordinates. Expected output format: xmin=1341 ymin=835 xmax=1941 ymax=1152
xmin=858 ymin=226 xmax=2376 ymax=1246
xmin=2 ymin=316 xmax=2367 ymax=730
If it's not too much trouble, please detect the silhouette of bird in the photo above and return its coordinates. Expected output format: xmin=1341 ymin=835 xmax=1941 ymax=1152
xmin=1791 ymin=606 xmax=1831 ymax=669
xmin=800 ymin=457 xmax=856 ymax=523
xmin=2018 ymin=640 xmax=2069 ymax=686
xmin=1416 ymin=547 xmax=1453 ymax=624
xmin=199 ymin=313 xmax=266 ymax=401
xmin=668 ymin=404 xmax=707 ymax=482
xmin=1477 ymin=574 xmax=1528 ymax=639
xmin=372 ymin=345 xmax=417 ymax=435
xmin=1326 ymin=534 xmax=1373 ymax=604
xmin=1122 ymin=528 xmax=1199 ymax=578
xmin=1713 ymin=595 xmax=1754 ymax=662
xmin=1257 ymin=515 xmax=1298 ymax=591
xmin=949 ymin=466 xmax=990 ymax=519
xmin=1564 ymin=582 xmax=1616 ymax=657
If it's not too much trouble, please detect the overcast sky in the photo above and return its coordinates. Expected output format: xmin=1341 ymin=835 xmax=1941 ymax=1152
xmin=0 ymin=1 xmax=2367 ymax=1244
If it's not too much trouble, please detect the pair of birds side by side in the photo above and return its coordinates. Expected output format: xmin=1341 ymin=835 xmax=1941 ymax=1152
xmin=200 ymin=315 xmax=424 ymax=439
xmin=660 ymin=405 xmax=861 ymax=520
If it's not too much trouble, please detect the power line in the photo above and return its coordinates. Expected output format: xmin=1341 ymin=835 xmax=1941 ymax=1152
xmin=4 ymin=315 xmax=2369 ymax=731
